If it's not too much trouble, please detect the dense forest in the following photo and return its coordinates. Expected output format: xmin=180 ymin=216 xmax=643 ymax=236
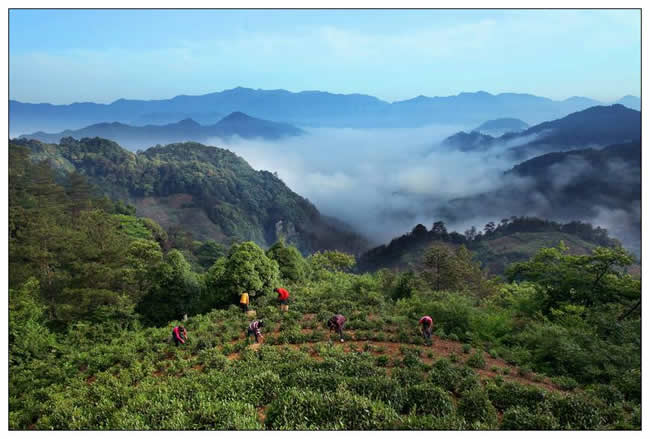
xmin=11 ymin=137 xmax=368 ymax=255
xmin=358 ymin=217 xmax=622 ymax=274
xmin=9 ymin=142 xmax=641 ymax=430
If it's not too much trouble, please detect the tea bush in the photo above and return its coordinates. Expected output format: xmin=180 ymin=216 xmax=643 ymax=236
xmin=545 ymin=393 xmax=606 ymax=430
xmin=403 ymin=383 xmax=454 ymax=417
xmin=466 ymin=351 xmax=486 ymax=369
xmin=457 ymin=388 xmax=498 ymax=427
xmin=488 ymin=381 xmax=546 ymax=411
xmin=500 ymin=406 xmax=560 ymax=430
xmin=266 ymin=388 xmax=399 ymax=430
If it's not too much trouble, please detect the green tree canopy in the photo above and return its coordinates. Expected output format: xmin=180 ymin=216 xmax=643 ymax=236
xmin=266 ymin=240 xmax=307 ymax=283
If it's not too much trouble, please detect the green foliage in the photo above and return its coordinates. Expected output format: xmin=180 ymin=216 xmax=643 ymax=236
xmin=500 ymin=406 xmax=560 ymax=430
xmin=137 ymin=249 xmax=202 ymax=325
xmin=420 ymin=243 xmax=495 ymax=297
xmin=507 ymin=242 xmax=638 ymax=311
xmin=551 ymin=376 xmax=579 ymax=391
xmin=404 ymin=384 xmax=454 ymax=417
xmin=457 ymin=388 xmax=498 ymax=427
xmin=7 ymin=152 xmax=641 ymax=431
xmin=194 ymin=241 xmax=227 ymax=270
xmin=486 ymin=382 xmax=547 ymax=412
xmin=466 ymin=351 xmax=486 ymax=369
xmin=9 ymin=278 xmax=58 ymax=367
xmin=218 ymin=241 xmax=280 ymax=300
xmin=266 ymin=388 xmax=399 ymax=430
xmin=266 ymin=240 xmax=307 ymax=283
xmin=308 ymin=250 xmax=356 ymax=273
xmin=545 ymin=393 xmax=606 ymax=430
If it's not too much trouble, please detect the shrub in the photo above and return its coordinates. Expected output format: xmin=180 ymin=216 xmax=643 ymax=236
xmin=428 ymin=358 xmax=461 ymax=392
xmin=404 ymin=383 xmax=454 ymax=417
xmin=375 ymin=355 xmax=390 ymax=367
xmin=457 ymin=388 xmax=498 ymax=427
xmin=266 ymin=388 xmax=398 ymax=430
xmin=486 ymin=382 xmax=546 ymax=411
xmin=396 ymin=413 xmax=466 ymax=430
xmin=500 ymin=406 xmax=560 ymax=430
xmin=545 ymin=393 xmax=606 ymax=430
xmin=551 ymin=376 xmax=578 ymax=391
xmin=612 ymin=369 xmax=640 ymax=403
xmin=462 ymin=344 xmax=472 ymax=354
xmin=286 ymin=370 xmax=342 ymax=392
xmin=466 ymin=352 xmax=486 ymax=369
xmin=585 ymin=384 xmax=624 ymax=405
xmin=192 ymin=400 xmax=261 ymax=430
xmin=197 ymin=348 xmax=228 ymax=370
xmin=392 ymin=367 xmax=424 ymax=387
xmin=344 ymin=376 xmax=406 ymax=412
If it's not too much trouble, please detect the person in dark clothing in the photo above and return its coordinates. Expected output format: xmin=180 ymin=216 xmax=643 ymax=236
xmin=172 ymin=325 xmax=188 ymax=347
xmin=247 ymin=319 xmax=265 ymax=343
xmin=327 ymin=314 xmax=346 ymax=342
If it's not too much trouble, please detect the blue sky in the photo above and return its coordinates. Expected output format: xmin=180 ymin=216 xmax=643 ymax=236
xmin=9 ymin=9 xmax=641 ymax=104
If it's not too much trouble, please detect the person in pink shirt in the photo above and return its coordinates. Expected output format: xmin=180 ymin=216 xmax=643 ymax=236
xmin=419 ymin=316 xmax=434 ymax=344
xmin=172 ymin=325 xmax=188 ymax=347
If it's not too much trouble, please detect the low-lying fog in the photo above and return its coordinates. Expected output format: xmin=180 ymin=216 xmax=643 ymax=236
xmin=208 ymin=126 xmax=639 ymax=254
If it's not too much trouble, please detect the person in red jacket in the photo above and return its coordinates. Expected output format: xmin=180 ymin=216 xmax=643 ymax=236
xmin=275 ymin=287 xmax=290 ymax=311
xmin=419 ymin=316 xmax=434 ymax=344
xmin=172 ymin=325 xmax=188 ymax=347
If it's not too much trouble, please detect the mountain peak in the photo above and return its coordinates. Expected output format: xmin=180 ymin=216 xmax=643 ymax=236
xmin=220 ymin=111 xmax=255 ymax=123
xmin=175 ymin=118 xmax=201 ymax=127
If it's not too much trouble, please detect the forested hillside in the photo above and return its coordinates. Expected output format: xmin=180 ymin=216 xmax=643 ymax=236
xmin=9 ymin=141 xmax=641 ymax=430
xmin=357 ymin=217 xmax=623 ymax=274
xmin=11 ymin=137 xmax=368 ymax=255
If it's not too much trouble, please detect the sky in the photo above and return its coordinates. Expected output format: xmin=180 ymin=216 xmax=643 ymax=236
xmin=9 ymin=9 xmax=641 ymax=104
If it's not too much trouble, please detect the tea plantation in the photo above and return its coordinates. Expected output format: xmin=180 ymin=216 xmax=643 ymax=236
xmin=10 ymin=261 xmax=641 ymax=430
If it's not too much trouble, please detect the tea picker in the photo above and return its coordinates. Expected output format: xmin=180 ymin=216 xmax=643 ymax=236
xmin=327 ymin=314 xmax=346 ymax=342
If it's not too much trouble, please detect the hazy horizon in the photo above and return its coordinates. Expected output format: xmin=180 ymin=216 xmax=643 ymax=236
xmin=8 ymin=84 xmax=640 ymax=107
xmin=10 ymin=9 xmax=640 ymax=104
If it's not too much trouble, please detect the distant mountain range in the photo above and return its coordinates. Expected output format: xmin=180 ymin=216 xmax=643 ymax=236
xmin=441 ymin=104 xmax=641 ymax=160
xmin=9 ymin=86 xmax=640 ymax=135
xmin=19 ymin=111 xmax=304 ymax=151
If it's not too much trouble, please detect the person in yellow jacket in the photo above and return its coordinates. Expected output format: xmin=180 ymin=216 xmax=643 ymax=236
xmin=239 ymin=292 xmax=250 ymax=313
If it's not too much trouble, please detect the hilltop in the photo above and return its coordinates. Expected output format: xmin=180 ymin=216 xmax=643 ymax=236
xmin=439 ymin=105 xmax=640 ymax=159
xmin=20 ymin=111 xmax=305 ymax=151
xmin=357 ymin=217 xmax=624 ymax=274
xmin=473 ymin=118 xmax=529 ymax=136
xmin=11 ymin=137 xmax=368 ymax=255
